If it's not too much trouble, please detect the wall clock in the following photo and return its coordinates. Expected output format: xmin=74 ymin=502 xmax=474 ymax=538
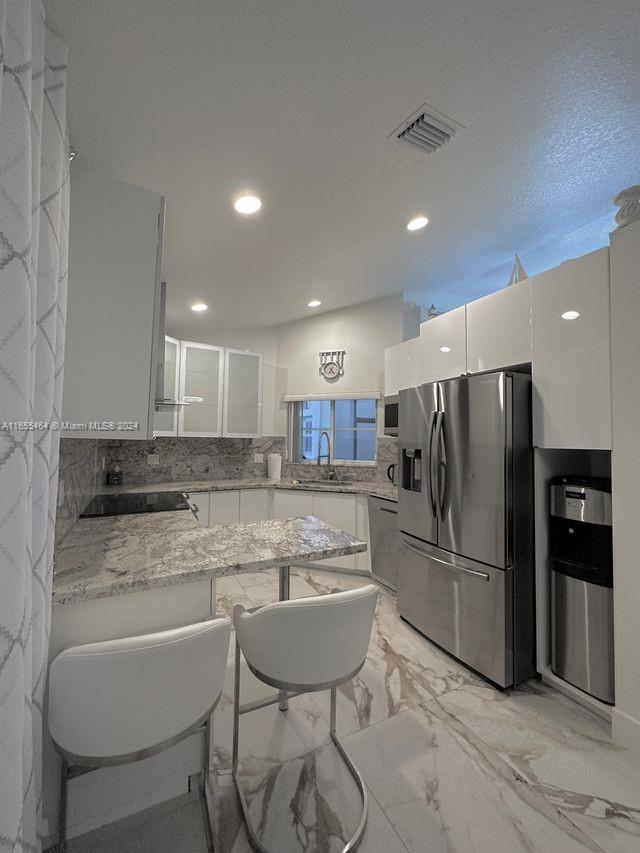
xmin=319 ymin=350 xmax=345 ymax=379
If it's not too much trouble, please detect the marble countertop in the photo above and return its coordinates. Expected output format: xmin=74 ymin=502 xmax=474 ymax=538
xmin=98 ymin=477 xmax=398 ymax=502
xmin=53 ymin=513 xmax=367 ymax=606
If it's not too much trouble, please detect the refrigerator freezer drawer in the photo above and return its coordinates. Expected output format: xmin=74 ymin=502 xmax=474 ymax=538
xmin=397 ymin=535 xmax=513 ymax=687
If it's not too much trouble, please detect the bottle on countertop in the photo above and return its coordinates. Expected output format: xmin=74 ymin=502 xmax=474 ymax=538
xmin=106 ymin=462 xmax=123 ymax=486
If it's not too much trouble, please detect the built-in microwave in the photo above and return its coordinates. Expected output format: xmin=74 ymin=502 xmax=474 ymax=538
xmin=384 ymin=394 xmax=399 ymax=436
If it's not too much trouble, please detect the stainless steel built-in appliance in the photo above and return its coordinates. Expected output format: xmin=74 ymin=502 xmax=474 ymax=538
xmin=550 ymin=477 xmax=614 ymax=704
xmin=383 ymin=395 xmax=399 ymax=436
xmin=368 ymin=495 xmax=399 ymax=590
xmin=397 ymin=371 xmax=535 ymax=688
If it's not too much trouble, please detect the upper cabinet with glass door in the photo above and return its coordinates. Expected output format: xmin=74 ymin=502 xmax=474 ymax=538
xmin=223 ymin=349 xmax=263 ymax=437
xmin=154 ymin=336 xmax=180 ymax=437
xmin=155 ymin=337 xmax=264 ymax=438
xmin=178 ymin=341 xmax=225 ymax=437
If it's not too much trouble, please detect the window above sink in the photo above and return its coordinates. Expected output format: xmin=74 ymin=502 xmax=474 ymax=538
xmin=289 ymin=398 xmax=377 ymax=463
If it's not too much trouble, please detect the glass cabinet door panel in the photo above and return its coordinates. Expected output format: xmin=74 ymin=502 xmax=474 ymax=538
xmin=223 ymin=349 xmax=262 ymax=437
xmin=153 ymin=336 xmax=180 ymax=436
xmin=178 ymin=341 xmax=224 ymax=437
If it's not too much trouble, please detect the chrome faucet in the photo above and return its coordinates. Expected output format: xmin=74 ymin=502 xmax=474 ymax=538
xmin=317 ymin=431 xmax=337 ymax=480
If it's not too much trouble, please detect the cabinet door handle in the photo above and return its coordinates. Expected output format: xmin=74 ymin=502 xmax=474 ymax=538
xmin=401 ymin=539 xmax=490 ymax=581
xmin=377 ymin=506 xmax=397 ymax=515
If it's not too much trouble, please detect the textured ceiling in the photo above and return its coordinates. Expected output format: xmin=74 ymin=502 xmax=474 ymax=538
xmin=47 ymin=0 xmax=640 ymax=332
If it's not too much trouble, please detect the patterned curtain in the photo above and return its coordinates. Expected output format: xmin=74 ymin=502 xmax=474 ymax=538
xmin=0 ymin=2 xmax=69 ymax=850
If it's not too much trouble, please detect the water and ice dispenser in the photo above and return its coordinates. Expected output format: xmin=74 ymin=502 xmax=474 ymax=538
xmin=550 ymin=476 xmax=614 ymax=704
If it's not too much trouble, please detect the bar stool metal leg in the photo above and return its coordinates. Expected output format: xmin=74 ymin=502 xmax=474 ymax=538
xmin=198 ymin=714 xmax=215 ymax=852
xmin=278 ymin=565 xmax=290 ymax=712
xmin=328 ymin=687 xmax=369 ymax=853
xmin=232 ymin=674 xmax=368 ymax=852
xmin=58 ymin=757 xmax=69 ymax=853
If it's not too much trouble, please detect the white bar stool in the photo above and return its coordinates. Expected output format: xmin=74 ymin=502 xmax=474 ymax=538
xmin=232 ymin=584 xmax=379 ymax=852
xmin=48 ymin=617 xmax=231 ymax=852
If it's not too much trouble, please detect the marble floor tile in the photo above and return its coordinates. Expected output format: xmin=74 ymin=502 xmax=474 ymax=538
xmin=295 ymin=567 xmax=375 ymax=595
xmin=57 ymin=791 xmax=208 ymax=853
xmin=212 ymin=743 xmax=407 ymax=853
xmin=312 ymin=584 xmax=482 ymax=737
xmin=61 ymin=567 xmax=640 ymax=853
xmin=235 ymin=568 xmax=277 ymax=590
xmin=437 ymin=681 xmax=640 ymax=852
xmin=243 ymin=573 xmax=321 ymax=608
xmin=343 ymin=702 xmax=601 ymax=853
xmin=215 ymin=574 xmax=253 ymax=619
xmin=213 ymin=649 xmax=331 ymax=776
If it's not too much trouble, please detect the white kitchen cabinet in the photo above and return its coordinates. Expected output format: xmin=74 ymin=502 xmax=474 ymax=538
xmin=532 ymin=247 xmax=611 ymax=449
xmin=178 ymin=342 xmax=225 ymax=437
xmin=156 ymin=340 xmax=263 ymax=438
xmin=312 ymin=491 xmax=357 ymax=570
xmin=62 ymin=163 xmax=165 ymax=440
xmin=466 ymin=279 xmax=531 ymax=373
xmin=272 ymin=489 xmax=314 ymax=520
xmin=239 ymin=489 xmax=270 ymax=522
xmin=185 ymin=491 xmax=210 ymax=527
xmin=223 ymin=349 xmax=263 ymax=437
xmin=153 ymin=336 xmax=181 ymax=436
xmin=355 ymin=494 xmax=372 ymax=573
xmin=419 ymin=306 xmax=467 ymax=383
xmin=384 ymin=337 xmax=421 ymax=396
xmin=210 ymin=490 xmax=241 ymax=526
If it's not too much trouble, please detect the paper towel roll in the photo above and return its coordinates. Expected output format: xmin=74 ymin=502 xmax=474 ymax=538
xmin=267 ymin=453 xmax=282 ymax=481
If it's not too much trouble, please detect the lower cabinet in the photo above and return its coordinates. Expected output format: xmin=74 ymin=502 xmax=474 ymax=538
xmin=312 ymin=492 xmax=357 ymax=570
xmin=210 ymin=490 xmax=240 ymax=526
xmin=190 ymin=486 xmax=369 ymax=573
xmin=188 ymin=491 xmax=210 ymax=527
xmin=272 ymin=489 xmax=314 ymax=519
xmin=239 ymin=489 xmax=270 ymax=522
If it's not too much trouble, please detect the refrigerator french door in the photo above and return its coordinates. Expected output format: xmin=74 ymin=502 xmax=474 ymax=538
xmin=397 ymin=372 xmax=535 ymax=687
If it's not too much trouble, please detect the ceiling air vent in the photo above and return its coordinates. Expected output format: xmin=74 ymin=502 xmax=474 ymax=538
xmin=392 ymin=104 xmax=463 ymax=155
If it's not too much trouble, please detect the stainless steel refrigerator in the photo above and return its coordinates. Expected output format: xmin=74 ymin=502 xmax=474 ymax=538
xmin=397 ymin=371 xmax=535 ymax=687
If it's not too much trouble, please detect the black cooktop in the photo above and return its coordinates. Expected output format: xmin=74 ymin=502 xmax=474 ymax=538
xmin=80 ymin=491 xmax=190 ymax=518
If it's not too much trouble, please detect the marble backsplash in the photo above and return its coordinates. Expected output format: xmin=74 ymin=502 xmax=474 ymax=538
xmin=56 ymin=438 xmax=100 ymax=547
xmin=56 ymin=435 xmax=398 ymax=545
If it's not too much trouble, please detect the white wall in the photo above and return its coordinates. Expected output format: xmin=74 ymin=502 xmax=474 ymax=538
xmin=168 ymin=293 xmax=404 ymax=437
xmin=609 ymin=219 xmax=640 ymax=753
xmin=273 ymin=293 xmax=404 ymax=434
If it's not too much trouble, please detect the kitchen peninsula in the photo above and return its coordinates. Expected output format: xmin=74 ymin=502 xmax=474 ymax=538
xmin=46 ymin=511 xmax=366 ymax=838
xmin=53 ymin=511 xmax=367 ymax=604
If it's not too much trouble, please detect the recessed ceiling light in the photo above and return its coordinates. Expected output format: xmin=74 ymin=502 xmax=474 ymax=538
xmin=307 ymin=299 xmax=322 ymax=308
xmin=191 ymin=303 xmax=208 ymax=312
xmin=407 ymin=215 xmax=429 ymax=232
xmin=234 ymin=195 xmax=262 ymax=215
xmin=440 ymin=346 xmax=451 ymax=353
xmin=561 ymin=310 xmax=580 ymax=320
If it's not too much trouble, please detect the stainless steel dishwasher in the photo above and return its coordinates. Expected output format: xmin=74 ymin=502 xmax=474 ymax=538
xmin=368 ymin=496 xmax=399 ymax=590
